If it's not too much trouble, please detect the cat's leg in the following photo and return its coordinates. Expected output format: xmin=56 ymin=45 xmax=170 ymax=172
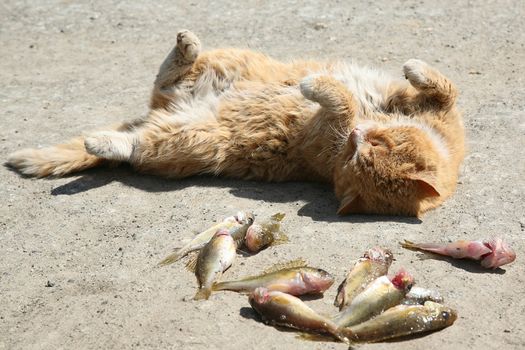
xmin=402 ymin=59 xmax=458 ymax=109
xmin=300 ymin=75 xmax=357 ymax=117
xmin=84 ymin=131 xmax=138 ymax=161
xmin=84 ymin=115 xmax=225 ymax=178
xmin=150 ymin=30 xmax=202 ymax=109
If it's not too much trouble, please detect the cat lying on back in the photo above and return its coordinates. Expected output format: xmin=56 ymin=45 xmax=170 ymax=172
xmin=7 ymin=30 xmax=465 ymax=217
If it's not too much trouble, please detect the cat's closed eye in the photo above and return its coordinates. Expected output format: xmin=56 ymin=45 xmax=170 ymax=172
xmin=369 ymin=139 xmax=382 ymax=147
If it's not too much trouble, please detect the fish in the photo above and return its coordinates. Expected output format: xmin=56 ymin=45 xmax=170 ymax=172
xmin=244 ymin=213 xmax=288 ymax=253
xmin=341 ymin=301 xmax=457 ymax=343
xmin=190 ymin=228 xmax=237 ymax=300
xmin=158 ymin=211 xmax=254 ymax=266
xmin=249 ymin=287 xmax=349 ymax=343
xmin=400 ymin=237 xmax=516 ymax=269
xmin=212 ymin=259 xmax=334 ymax=295
xmin=334 ymin=247 xmax=393 ymax=310
xmin=332 ymin=269 xmax=414 ymax=327
xmin=402 ymin=286 xmax=444 ymax=305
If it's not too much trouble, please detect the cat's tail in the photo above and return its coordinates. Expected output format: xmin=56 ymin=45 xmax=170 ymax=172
xmin=6 ymin=136 xmax=107 ymax=177
xmin=6 ymin=119 xmax=144 ymax=178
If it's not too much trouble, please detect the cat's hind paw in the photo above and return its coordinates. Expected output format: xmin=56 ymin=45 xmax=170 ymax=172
xmin=403 ymin=59 xmax=431 ymax=89
xmin=175 ymin=30 xmax=201 ymax=64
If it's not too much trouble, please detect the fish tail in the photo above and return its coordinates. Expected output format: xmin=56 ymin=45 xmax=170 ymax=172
xmin=400 ymin=240 xmax=446 ymax=255
xmin=211 ymin=281 xmax=246 ymax=293
xmin=157 ymin=251 xmax=184 ymax=266
xmin=337 ymin=327 xmax=356 ymax=344
xmin=211 ymin=282 xmax=226 ymax=291
xmin=193 ymin=288 xmax=212 ymax=300
xmin=399 ymin=239 xmax=419 ymax=250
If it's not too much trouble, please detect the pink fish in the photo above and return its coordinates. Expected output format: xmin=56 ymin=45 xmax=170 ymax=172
xmin=401 ymin=237 xmax=516 ymax=269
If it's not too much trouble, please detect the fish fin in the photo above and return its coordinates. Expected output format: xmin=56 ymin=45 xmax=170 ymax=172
xmin=270 ymin=232 xmax=289 ymax=246
xmin=295 ymin=332 xmax=336 ymax=343
xmin=185 ymin=251 xmax=199 ymax=272
xmin=262 ymin=258 xmax=307 ymax=274
xmin=157 ymin=251 xmax=184 ymax=266
xmin=193 ymin=288 xmax=211 ymax=300
xmin=236 ymin=247 xmax=252 ymax=256
xmin=234 ymin=237 xmax=245 ymax=249
xmin=270 ymin=212 xmax=286 ymax=222
xmin=295 ymin=332 xmax=350 ymax=345
xmin=333 ymin=279 xmax=346 ymax=309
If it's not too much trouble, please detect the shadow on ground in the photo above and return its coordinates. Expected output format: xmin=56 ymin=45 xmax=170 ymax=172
xmin=406 ymin=252 xmax=507 ymax=274
xmin=21 ymin=164 xmax=422 ymax=224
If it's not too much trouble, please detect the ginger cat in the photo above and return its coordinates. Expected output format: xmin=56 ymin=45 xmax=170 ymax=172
xmin=7 ymin=30 xmax=465 ymax=217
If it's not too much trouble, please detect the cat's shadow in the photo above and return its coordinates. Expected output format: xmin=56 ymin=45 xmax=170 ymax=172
xmin=49 ymin=165 xmax=421 ymax=224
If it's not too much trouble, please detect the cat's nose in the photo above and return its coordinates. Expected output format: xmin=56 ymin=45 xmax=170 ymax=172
xmin=350 ymin=127 xmax=363 ymax=142
xmin=351 ymin=127 xmax=361 ymax=135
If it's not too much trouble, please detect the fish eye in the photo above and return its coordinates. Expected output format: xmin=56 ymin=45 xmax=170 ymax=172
xmin=441 ymin=311 xmax=449 ymax=320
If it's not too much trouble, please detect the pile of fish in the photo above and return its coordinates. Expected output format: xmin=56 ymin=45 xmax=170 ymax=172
xmin=158 ymin=211 xmax=516 ymax=345
xmin=248 ymin=247 xmax=456 ymax=344
xmin=158 ymin=211 xmax=288 ymax=300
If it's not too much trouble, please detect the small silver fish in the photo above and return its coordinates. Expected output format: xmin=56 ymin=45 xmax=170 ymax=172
xmin=334 ymin=247 xmax=393 ymax=310
xmin=249 ymin=287 xmax=349 ymax=343
xmin=244 ymin=213 xmax=288 ymax=253
xmin=342 ymin=301 xmax=457 ymax=343
xmin=190 ymin=228 xmax=237 ymax=300
xmin=332 ymin=269 xmax=414 ymax=327
xmin=401 ymin=237 xmax=516 ymax=269
xmin=213 ymin=259 xmax=334 ymax=295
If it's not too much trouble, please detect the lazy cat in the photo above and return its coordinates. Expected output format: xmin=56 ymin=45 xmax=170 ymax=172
xmin=7 ymin=30 xmax=465 ymax=217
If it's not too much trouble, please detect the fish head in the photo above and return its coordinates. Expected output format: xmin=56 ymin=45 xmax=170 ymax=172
xmin=424 ymin=301 xmax=458 ymax=326
xmin=235 ymin=211 xmax=255 ymax=226
xmin=364 ymin=247 xmax=394 ymax=266
xmin=250 ymin=287 xmax=271 ymax=305
xmin=481 ymin=238 xmax=516 ymax=268
xmin=301 ymin=268 xmax=335 ymax=293
xmin=390 ymin=268 xmax=415 ymax=292
xmin=245 ymin=224 xmax=264 ymax=252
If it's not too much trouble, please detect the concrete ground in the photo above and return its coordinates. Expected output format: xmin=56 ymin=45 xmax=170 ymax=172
xmin=1 ymin=1 xmax=524 ymax=349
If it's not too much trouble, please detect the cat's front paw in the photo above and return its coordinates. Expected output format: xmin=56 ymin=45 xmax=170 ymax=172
xmin=299 ymin=75 xmax=322 ymax=101
xmin=175 ymin=30 xmax=201 ymax=64
xmin=403 ymin=59 xmax=431 ymax=88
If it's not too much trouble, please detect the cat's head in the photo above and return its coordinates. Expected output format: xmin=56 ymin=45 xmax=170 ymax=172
xmin=334 ymin=122 xmax=451 ymax=217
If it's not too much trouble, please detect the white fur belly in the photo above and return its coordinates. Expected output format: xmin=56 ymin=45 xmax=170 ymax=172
xmin=165 ymin=73 xmax=222 ymax=125
xmin=331 ymin=62 xmax=395 ymax=115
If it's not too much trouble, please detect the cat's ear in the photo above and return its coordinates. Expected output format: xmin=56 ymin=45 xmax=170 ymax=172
xmin=406 ymin=172 xmax=441 ymax=198
xmin=337 ymin=192 xmax=363 ymax=215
